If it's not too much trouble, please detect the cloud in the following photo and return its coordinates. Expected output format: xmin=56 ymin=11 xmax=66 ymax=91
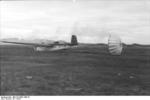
xmin=0 ymin=0 xmax=150 ymax=44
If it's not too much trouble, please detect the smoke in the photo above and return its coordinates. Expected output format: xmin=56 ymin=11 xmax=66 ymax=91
xmin=70 ymin=22 xmax=109 ymax=43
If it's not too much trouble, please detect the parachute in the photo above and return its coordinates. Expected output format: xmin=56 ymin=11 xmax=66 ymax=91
xmin=108 ymin=34 xmax=123 ymax=55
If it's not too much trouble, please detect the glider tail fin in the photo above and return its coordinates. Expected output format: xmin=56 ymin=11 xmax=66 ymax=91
xmin=71 ymin=35 xmax=78 ymax=46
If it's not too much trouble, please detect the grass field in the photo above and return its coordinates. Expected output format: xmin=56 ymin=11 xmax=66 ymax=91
xmin=0 ymin=44 xmax=150 ymax=95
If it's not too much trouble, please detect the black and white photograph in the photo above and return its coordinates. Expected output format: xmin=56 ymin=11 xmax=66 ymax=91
xmin=0 ymin=0 xmax=150 ymax=96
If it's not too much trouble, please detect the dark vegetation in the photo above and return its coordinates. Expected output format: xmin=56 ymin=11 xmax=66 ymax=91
xmin=0 ymin=44 xmax=150 ymax=95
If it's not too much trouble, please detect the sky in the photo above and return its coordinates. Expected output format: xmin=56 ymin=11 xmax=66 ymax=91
xmin=0 ymin=0 xmax=150 ymax=44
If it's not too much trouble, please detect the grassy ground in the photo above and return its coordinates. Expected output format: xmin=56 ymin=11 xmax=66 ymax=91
xmin=0 ymin=44 xmax=150 ymax=95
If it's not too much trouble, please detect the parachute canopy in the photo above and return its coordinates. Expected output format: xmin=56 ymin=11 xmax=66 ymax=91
xmin=108 ymin=34 xmax=123 ymax=55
